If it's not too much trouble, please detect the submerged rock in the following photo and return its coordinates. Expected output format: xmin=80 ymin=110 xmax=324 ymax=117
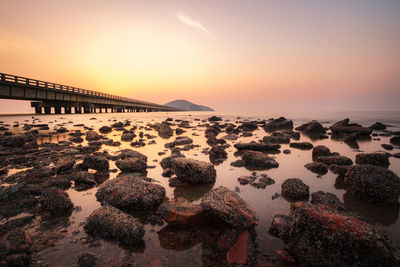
xmin=85 ymin=130 xmax=101 ymax=141
xmin=208 ymin=116 xmax=222 ymax=122
xmin=55 ymin=157 xmax=76 ymax=174
xmin=344 ymin=164 xmax=400 ymax=205
xmin=269 ymin=202 xmax=400 ymax=266
xmin=330 ymin=118 xmax=372 ymax=135
xmin=2 ymin=135 xmax=26 ymax=147
xmin=84 ymin=205 xmax=144 ymax=245
xmin=355 ymin=153 xmax=390 ymax=168
xmin=99 ymin=126 xmax=112 ymax=134
xmin=241 ymin=151 xmax=279 ymax=169
xmin=295 ymin=121 xmax=326 ymax=134
xmin=281 ymin=178 xmax=309 ymax=201
xmin=171 ymin=158 xmax=216 ymax=183
xmin=96 ymin=176 xmax=166 ymax=210
xmin=317 ymin=155 xmax=353 ymax=166
xmin=201 ymin=186 xmax=258 ymax=229
xmin=289 ymin=142 xmax=313 ymax=150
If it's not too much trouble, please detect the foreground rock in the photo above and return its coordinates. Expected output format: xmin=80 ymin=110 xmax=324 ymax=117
xmin=241 ymin=151 xmax=279 ymax=169
xmin=84 ymin=205 xmax=144 ymax=245
xmin=201 ymin=186 xmax=258 ymax=229
xmin=263 ymin=117 xmax=293 ymax=132
xmin=171 ymin=158 xmax=216 ymax=183
xmin=344 ymin=165 xmax=400 ymax=205
xmin=116 ymin=157 xmax=147 ymax=172
xmin=96 ymin=176 xmax=166 ymax=210
xmin=37 ymin=187 xmax=73 ymax=217
xmin=355 ymin=153 xmax=390 ymax=168
xmin=2 ymin=135 xmax=26 ymax=147
xmin=158 ymin=198 xmax=206 ymax=227
xmin=234 ymin=141 xmax=280 ymax=151
xmin=269 ymin=202 xmax=400 ymax=266
xmin=281 ymin=178 xmax=309 ymax=201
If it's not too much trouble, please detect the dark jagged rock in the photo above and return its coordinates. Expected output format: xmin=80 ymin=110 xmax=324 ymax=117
xmin=82 ymin=155 xmax=109 ymax=171
xmin=304 ymin=162 xmax=328 ymax=175
xmin=230 ymin=160 xmax=245 ymax=167
xmin=289 ymin=142 xmax=313 ymax=150
xmin=263 ymin=117 xmax=293 ymax=132
xmin=121 ymin=132 xmax=135 ymax=141
xmin=99 ymin=126 xmax=112 ymax=134
xmin=355 ymin=153 xmax=390 ymax=168
xmin=165 ymin=136 xmax=193 ymax=148
xmin=344 ymin=164 xmax=400 ymax=205
xmin=390 ymin=136 xmax=400 ymax=146
xmin=201 ymin=186 xmax=258 ymax=229
xmin=234 ymin=141 xmax=280 ymax=151
xmin=171 ymin=158 xmax=216 ymax=183
xmin=330 ymin=118 xmax=372 ymax=135
xmin=116 ymin=157 xmax=147 ymax=172
xmin=295 ymin=121 xmax=326 ymax=134
xmin=73 ymin=171 xmax=96 ymax=188
xmin=311 ymin=191 xmax=347 ymax=211
xmin=84 ymin=205 xmax=144 ymax=245
xmin=118 ymin=149 xmax=147 ymax=161
xmin=281 ymin=178 xmax=309 ymax=201
xmin=37 ymin=187 xmax=73 ymax=217
xmin=369 ymin=122 xmax=387 ymax=130
xmin=208 ymin=116 xmax=222 ymax=122
xmin=269 ymin=202 xmax=400 ymax=266
xmin=312 ymin=145 xmax=331 ymax=159
xmin=317 ymin=155 xmax=353 ymax=166
xmin=329 ymin=164 xmax=350 ymax=176
xmin=209 ymin=145 xmax=228 ymax=163
xmin=241 ymin=151 xmax=279 ymax=169
xmin=158 ymin=198 xmax=206 ymax=227
xmin=85 ymin=130 xmax=101 ymax=141
xmin=2 ymin=135 xmax=26 ymax=148
xmin=96 ymin=176 xmax=166 ymax=210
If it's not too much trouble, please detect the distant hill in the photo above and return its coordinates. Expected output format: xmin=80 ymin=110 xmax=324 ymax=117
xmin=165 ymin=99 xmax=214 ymax=111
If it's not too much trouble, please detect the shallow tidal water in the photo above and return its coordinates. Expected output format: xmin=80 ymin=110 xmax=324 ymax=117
xmin=1 ymin=110 xmax=400 ymax=266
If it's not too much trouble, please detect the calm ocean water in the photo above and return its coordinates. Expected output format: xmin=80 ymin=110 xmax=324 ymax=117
xmin=1 ymin=110 xmax=399 ymax=266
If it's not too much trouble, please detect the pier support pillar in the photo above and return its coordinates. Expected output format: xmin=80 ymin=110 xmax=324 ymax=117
xmin=84 ymin=108 xmax=90 ymax=113
xmin=35 ymin=107 xmax=42 ymax=114
xmin=54 ymin=107 xmax=61 ymax=114
xmin=44 ymin=107 xmax=51 ymax=114
xmin=65 ymin=107 xmax=71 ymax=114
xmin=75 ymin=107 xmax=81 ymax=114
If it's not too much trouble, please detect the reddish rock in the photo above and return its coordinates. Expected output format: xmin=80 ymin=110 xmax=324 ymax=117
xmin=227 ymin=231 xmax=250 ymax=265
xmin=158 ymin=198 xmax=206 ymax=227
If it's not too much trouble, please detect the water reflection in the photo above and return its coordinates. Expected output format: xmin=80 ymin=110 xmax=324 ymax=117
xmin=173 ymin=183 xmax=214 ymax=201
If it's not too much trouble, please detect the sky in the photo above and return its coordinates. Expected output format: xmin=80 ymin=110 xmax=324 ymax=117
xmin=0 ymin=0 xmax=399 ymax=112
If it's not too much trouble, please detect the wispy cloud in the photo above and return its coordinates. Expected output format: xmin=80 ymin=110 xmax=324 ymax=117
xmin=177 ymin=13 xmax=213 ymax=38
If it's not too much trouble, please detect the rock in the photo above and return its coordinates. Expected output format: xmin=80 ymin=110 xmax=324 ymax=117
xmin=99 ymin=126 xmax=112 ymax=134
xmin=262 ymin=135 xmax=290 ymax=144
xmin=369 ymin=122 xmax=387 ymax=130
xmin=250 ymin=175 xmax=275 ymax=189
xmin=295 ymin=121 xmax=326 ymax=134
xmin=208 ymin=116 xmax=222 ymax=122
xmin=329 ymin=164 xmax=350 ymax=176
xmin=55 ymin=157 xmax=76 ymax=174
xmin=160 ymin=151 xmax=185 ymax=169
xmin=158 ymin=198 xmax=206 ymax=227
xmin=241 ymin=151 xmax=279 ymax=169
xmin=96 ymin=176 xmax=166 ymax=210
xmin=269 ymin=202 xmax=400 ymax=266
xmin=234 ymin=142 xmax=280 ymax=151
xmin=231 ymin=160 xmax=245 ymax=167
xmin=281 ymin=178 xmax=309 ymax=201
xmin=74 ymin=252 xmax=96 ymax=267
xmin=171 ymin=158 xmax=216 ymax=183
xmin=390 ymin=136 xmax=400 ymax=146
xmin=176 ymin=128 xmax=185 ymax=135
xmin=130 ymin=141 xmax=145 ymax=147
xmin=69 ymin=136 xmax=84 ymax=143
xmin=343 ymin=133 xmax=360 ymax=148
xmin=82 ymin=155 xmax=109 ymax=171
xmin=240 ymin=121 xmax=258 ymax=131
xmin=304 ymin=162 xmax=328 ymax=175
xmin=311 ymin=191 xmax=347 ymax=211
xmin=382 ymin=144 xmax=394 ymax=150
xmin=289 ymin=142 xmax=313 ymax=150
xmin=0 ymin=229 xmax=31 ymax=267
xmin=85 ymin=130 xmax=101 ymax=141
xmin=158 ymin=123 xmax=173 ymax=138
xmin=2 ymin=135 xmax=26 ymax=147
xmin=237 ymin=176 xmax=255 ymax=185
xmin=38 ymin=187 xmax=73 ymax=216
xmin=201 ymin=186 xmax=258 ymax=229
xmin=263 ymin=117 xmax=293 ymax=132
xmin=312 ymin=145 xmax=331 ymax=158
xmin=283 ymin=149 xmax=291 ymax=154
xmin=73 ymin=171 xmax=96 ymax=187
xmin=84 ymin=205 xmax=144 ymax=245
xmin=121 ymin=132 xmax=135 ymax=141
xmin=118 ymin=149 xmax=147 ymax=161
xmin=344 ymin=164 xmax=400 ymax=205
xmin=355 ymin=153 xmax=390 ymax=168
xmin=393 ymin=152 xmax=400 ymax=158
xmin=209 ymin=145 xmax=227 ymax=163
xmin=317 ymin=155 xmax=353 ymax=166
xmin=226 ymin=230 xmax=254 ymax=265
xmin=116 ymin=157 xmax=147 ymax=172
xmin=165 ymin=136 xmax=193 ymax=148
xmin=330 ymin=118 xmax=372 ymax=135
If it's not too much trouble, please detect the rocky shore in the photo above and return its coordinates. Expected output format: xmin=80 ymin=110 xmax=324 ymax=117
xmin=0 ymin=114 xmax=399 ymax=266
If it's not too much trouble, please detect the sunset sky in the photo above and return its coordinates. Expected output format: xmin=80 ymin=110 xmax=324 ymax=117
xmin=0 ymin=0 xmax=399 ymax=112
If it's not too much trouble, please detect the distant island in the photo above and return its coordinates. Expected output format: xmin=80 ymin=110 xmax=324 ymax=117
xmin=164 ymin=99 xmax=214 ymax=111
